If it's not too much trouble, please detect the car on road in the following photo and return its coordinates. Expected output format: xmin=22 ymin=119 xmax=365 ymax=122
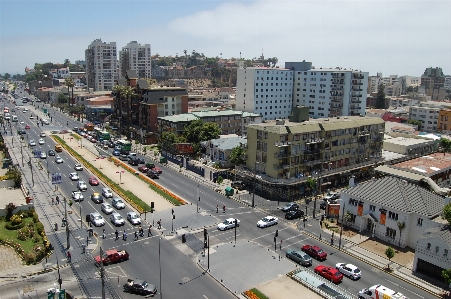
xmin=55 ymin=156 xmax=63 ymax=164
xmin=112 ymin=198 xmax=125 ymax=209
xmin=89 ymin=176 xmax=99 ymax=186
xmin=91 ymin=192 xmax=103 ymax=204
xmin=152 ymin=166 xmax=162 ymax=174
xmin=301 ymin=244 xmax=327 ymax=261
xmin=90 ymin=138 xmax=97 ymax=143
xmin=101 ymin=203 xmax=114 ymax=215
xmin=71 ymin=191 xmax=84 ymax=202
xmin=128 ymin=158 xmax=139 ymax=166
xmin=285 ymin=210 xmax=304 ymax=220
xmin=123 ymin=278 xmax=157 ymax=296
xmin=146 ymin=169 xmax=159 ymax=179
xmin=38 ymin=138 xmax=45 ymax=145
xmin=89 ymin=212 xmax=105 ymax=227
xmin=314 ymin=265 xmax=343 ymax=283
xmin=29 ymin=115 xmax=34 ymax=119
xmin=74 ymin=163 xmax=83 ymax=171
xmin=127 ymin=212 xmax=141 ymax=225
xmin=69 ymin=173 xmax=79 ymax=181
xmin=138 ymin=166 xmax=149 ymax=173
xmin=112 ymin=150 xmax=120 ymax=156
xmin=77 ymin=180 xmax=87 ymax=191
xmin=40 ymin=132 xmax=46 ymax=137
xmin=281 ymin=202 xmax=300 ymax=212
xmin=257 ymin=216 xmax=278 ymax=228
xmin=19 ymin=129 xmax=27 ymax=135
xmin=320 ymin=201 xmax=328 ymax=210
xmin=48 ymin=149 xmax=55 ymax=156
xmin=119 ymin=154 xmax=128 ymax=161
xmin=25 ymin=125 xmax=30 ymax=129
xmin=335 ymin=263 xmax=361 ymax=280
xmin=286 ymin=250 xmax=312 ymax=266
xmin=102 ymin=188 xmax=113 ymax=198
xmin=40 ymin=152 xmax=47 ymax=159
xmin=217 ymin=218 xmax=240 ymax=231
xmin=110 ymin=213 xmax=125 ymax=226
xmin=29 ymin=139 xmax=36 ymax=146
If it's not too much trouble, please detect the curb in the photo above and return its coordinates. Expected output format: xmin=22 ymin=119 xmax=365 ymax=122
xmin=197 ymin=263 xmax=241 ymax=298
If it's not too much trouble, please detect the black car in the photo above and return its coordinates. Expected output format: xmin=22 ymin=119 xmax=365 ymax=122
xmin=137 ymin=158 xmax=145 ymax=164
xmin=19 ymin=129 xmax=26 ymax=135
xmin=281 ymin=202 xmax=300 ymax=212
xmin=147 ymin=169 xmax=159 ymax=179
xmin=285 ymin=210 xmax=305 ymax=220
xmin=128 ymin=158 xmax=139 ymax=166
xmin=123 ymin=278 xmax=157 ymax=296
xmin=48 ymin=149 xmax=55 ymax=156
xmin=320 ymin=201 xmax=328 ymax=210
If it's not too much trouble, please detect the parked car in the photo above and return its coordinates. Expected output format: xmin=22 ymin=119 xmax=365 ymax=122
xmin=72 ymin=191 xmax=84 ymax=202
xmin=314 ymin=265 xmax=343 ymax=283
xmin=102 ymin=188 xmax=113 ymax=198
xmin=123 ymin=278 xmax=157 ymax=296
xmin=74 ymin=163 xmax=83 ymax=171
xmin=91 ymin=192 xmax=103 ymax=204
xmin=281 ymin=202 xmax=300 ymax=212
xmin=69 ymin=173 xmax=79 ymax=181
xmin=127 ymin=212 xmax=141 ymax=225
xmin=138 ymin=166 xmax=148 ymax=173
xmin=89 ymin=176 xmax=99 ymax=186
xmin=231 ymin=181 xmax=245 ymax=190
xmin=285 ymin=210 xmax=304 ymax=220
xmin=286 ymin=250 xmax=312 ymax=266
xmin=217 ymin=218 xmax=240 ymax=231
xmin=90 ymin=212 xmax=105 ymax=227
xmin=335 ymin=263 xmax=361 ymax=280
xmin=110 ymin=213 xmax=125 ymax=226
xmin=101 ymin=203 xmax=114 ymax=215
xmin=77 ymin=180 xmax=87 ymax=191
xmin=112 ymin=198 xmax=125 ymax=209
xmin=301 ymin=245 xmax=327 ymax=261
xmin=320 ymin=201 xmax=328 ymax=210
xmin=257 ymin=216 xmax=278 ymax=228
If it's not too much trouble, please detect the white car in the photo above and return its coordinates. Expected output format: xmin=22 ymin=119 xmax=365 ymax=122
xmin=29 ymin=139 xmax=36 ymax=146
xmin=20 ymin=121 xmax=25 ymax=125
xmin=40 ymin=152 xmax=47 ymax=159
xmin=77 ymin=180 xmax=87 ymax=191
xmin=69 ymin=173 xmax=79 ymax=181
xmin=217 ymin=218 xmax=240 ymax=231
xmin=38 ymin=138 xmax=45 ymax=145
xmin=90 ymin=212 xmax=105 ymax=227
xmin=71 ymin=191 xmax=84 ymax=202
xmin=127 ymin=212 xmax=141 ymax=225
xmin=102 ymin=188 xmax=113 ymax=198
xmin=257 ymin=216 xmax=278 ymax=228
xmin=29 ymin=115 xmax=34 ymax=119
xmin=55 ymin=156 xmax=63 ymax=164
xmin=101 ymin=203 xmax=114 ymax=215
xmin=110 ymin=213 xmax=125 ymax=226
xmin=40 ymin=132 xmax=46 ymax=137
xmin=112 ymin=198 xmax=125 ymax=209
xmin=335 ymin=263 xmax=361 ymax=280
xmin=74 ymin=163 xmax=83 ymax=171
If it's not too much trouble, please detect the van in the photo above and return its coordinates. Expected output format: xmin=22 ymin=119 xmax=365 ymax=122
xmin=12 ymin=115 xmax=17 ymax=122
xmin=127 ymin=152 xmax=137 ymax=160
xmin=55 ymin=144 xmax=63 ymax=152
xmin=359 ymin=284 xmax=408 ymax=299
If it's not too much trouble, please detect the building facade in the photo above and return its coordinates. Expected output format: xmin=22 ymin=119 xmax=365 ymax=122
xmin=246 ymin=116 xmax=384 ymax=179
xmin=85 ymin=39 xmax=118 ymax=91
xmin=409 ymin=101 xmax=451 ymax=132
xmin=437 ymin=109 xmax=451 ymax=134
xmin=119 ymin=41 xmax=151 ymax=79
xmin=420 ymin=67 xmax=446 ymax=101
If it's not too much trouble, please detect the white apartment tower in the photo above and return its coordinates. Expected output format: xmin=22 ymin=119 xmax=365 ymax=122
xmin=119 ymin=41 xmax=152 ymax=79
xmin=85 ymin=39 xmax=118 ymax=91
xmin=235 ymin=67 xmax=294 ymax=121
xmin=286 ymin=61 xmax=368 ymax=118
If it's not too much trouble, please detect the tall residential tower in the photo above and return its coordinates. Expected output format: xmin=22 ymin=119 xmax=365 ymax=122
xmin=85 ymin=39 xmax=118 ymax=91
xmin=119 ymin=41 xmax=152 ymax=79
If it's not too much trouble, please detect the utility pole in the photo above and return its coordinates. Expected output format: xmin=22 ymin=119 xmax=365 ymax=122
xmin=57 ymin=258 xmax=62 ymax=290
xmin=234 ymin=218 xmax=237 ymax=244
xmin=207 ymin=234 xmax=210 ymax=270
xmin=64 ymin=197 xmax=70 ymax=249
xmin=197 ymin=184 xmax=200 ymax=213
xmin=30 ymin=155 xmax=34 ymax=186
xmin=100 ymin=246 xmax=106 ymax=299
xmin=159 ymin=238 xmax=162 ymax=299
xmin=252 ymin=162 xmax=256 ymax=208
xmin=339 ymin=202 xmax=346 ymax=250
xmin=21 ymin=145 xmax=23 ymax=167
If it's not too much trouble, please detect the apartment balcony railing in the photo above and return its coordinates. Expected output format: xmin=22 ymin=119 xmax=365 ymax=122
xmin=352 ymin=82 xmax=364 ymax=85
xmin=351 ymin=94 xmax=363 ymax=98
xmin=331 ymin=98 xmax=343 ymax=103
xmin=351 ymin=100 xmax=362 ymax=104
xmin=273 ymin=163 xmax=290 ymax=170
xmin=331 ymin=87 xmax=343 ymax=91
xmin=274 ymin=141 xmax=291 ymax=147
xmin=274 ymin=152 xmax=290 ymax=158
xmin=305 ymin=138 xmax=324 ymax=144
xmin=332 ymin=74 xmax=345 ymax=78
xmin=352 ymin=88 xmax=363 ymax=91
xmin=304 ymin=148 xmax=321 ymax=154
xmin=331 ymin=80 xmax=344 ymax=85
xmin=353 ymin=75 xmax=365 ymax=79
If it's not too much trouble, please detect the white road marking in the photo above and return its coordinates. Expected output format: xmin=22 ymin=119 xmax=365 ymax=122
xmin=386 ymin=279 xmax=424 ymax=298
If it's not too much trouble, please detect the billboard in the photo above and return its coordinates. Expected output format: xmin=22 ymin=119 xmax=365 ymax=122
xmin=173 ymin=143 xmax=194 ymax=154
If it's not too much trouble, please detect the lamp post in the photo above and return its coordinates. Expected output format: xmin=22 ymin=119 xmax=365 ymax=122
xmin=116 ymin=170 xmax=124 ymax=184
xmin=97 ymin=156 xmax=104 ymax=169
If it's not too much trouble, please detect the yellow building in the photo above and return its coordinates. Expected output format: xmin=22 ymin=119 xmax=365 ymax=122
xmin=246 ymin=116 xmax=385 ymax=179
xmin=437 ymin=109 xmax=451 ymax=134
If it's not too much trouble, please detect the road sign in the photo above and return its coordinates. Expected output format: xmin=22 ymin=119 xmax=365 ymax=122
xmin=33 ymin=149 xmax=41 ymax=158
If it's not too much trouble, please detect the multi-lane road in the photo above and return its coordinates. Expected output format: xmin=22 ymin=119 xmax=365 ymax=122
xmin=0 ymin=86 xmax=436 ymax=299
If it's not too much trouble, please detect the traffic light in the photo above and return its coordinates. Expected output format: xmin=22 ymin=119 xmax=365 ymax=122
xmin=204 ymin=228 xmax=207 ymax=240
xmin=172 ymin=215 xmax=175 ymax=220
xmin=172 ymin=208 xmax=174 ymax=215
xmin=275 ymin=230 xmax=278 ymax=238
xmin=235 ymin=218 xmax=238 ymax=226
xmin=151 ymin=202 xmax=154 ymax=209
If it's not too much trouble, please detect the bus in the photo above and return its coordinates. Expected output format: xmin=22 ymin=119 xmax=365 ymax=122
xmin=84 ymin=122 xmax=94 ymax=131
xmin=117 ymin=140 xmax=132 ymax=154
xmin=96 ymin=130 xmax=110 ymax=141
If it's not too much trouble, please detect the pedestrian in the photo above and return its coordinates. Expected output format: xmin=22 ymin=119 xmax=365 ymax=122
xmin=216 ymin=205 xmax=218 ymax=213
xmin=56 ymin=196 xmax=60 ymax=204
xmin=102 ymin=229 xmax=106 ymax=239
xmin=123 ymin=230 xmax=127 ymax=241
xmin=157 ymin=219 xmax=161 ymax=229
xmin=148 ymin=225 xmax=152 ymax=237
xmin=331 ymin=236 xmax=334 ymax=246
xmin=134 ymin=231 xmax=138 ymax=241
xmin=115 ymin=230 xmax=119 ymax=240
xmin=67 ymin=251 xmax=71 ymax=262
xmin=223 ymin=205 xmax=226 ymax=213
xmin=51 ymin=197 xmax=55 ymax=205
xmin=139 ymin=226 xmax=143 ymax=237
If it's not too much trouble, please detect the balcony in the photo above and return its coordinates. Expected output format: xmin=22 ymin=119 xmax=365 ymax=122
xmin=305 ymin=138 xmax=324 ymax=144
xmin=274 ymin=152 xmax=290 ymax=158
xmin=331 ymin=98 xmax=343 ymax=103
xmin=332 ymin=73 xmax=345 ymax=78
xmin=331 ymin=80 xmax=344 ymax=85
xmin=304 ymin=148 xmax=321 ymax=154
xmin=273 ymin=163 xmax=290 ymax=170
xmin=352 ymin=82 xmax=364 ymax=85
xmin=351 ymin=100 xmax=362 ymax=104
xmin=303 ymin=159 xmax=323 ymax=166
xmin=274 ymin=141 xmax=291 ymax=147
xmin=353 ymin=74 xmax=364 ymax=79
xmin=351 ymin=94 xmax=362 ymax=98
xmin=352 ymin=88 xmax=363 ymax=91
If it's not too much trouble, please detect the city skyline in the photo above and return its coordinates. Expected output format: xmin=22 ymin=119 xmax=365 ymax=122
xmin=0 ymin=0 xmax=449 ymax=77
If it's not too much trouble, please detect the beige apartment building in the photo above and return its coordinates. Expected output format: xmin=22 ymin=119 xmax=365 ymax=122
xmin=246 ymin=116 xmax=385 ymax=179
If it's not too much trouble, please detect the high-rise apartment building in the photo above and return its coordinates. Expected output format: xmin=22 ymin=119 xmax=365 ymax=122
xmin=119 ymin=41 xmax=151 ymax=79
xmin=85 ymin=39 xmax=118 ymax=91
xmin=420 ymin=67 xmax=446 ymax=101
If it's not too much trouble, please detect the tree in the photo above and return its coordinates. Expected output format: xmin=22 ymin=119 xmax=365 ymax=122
xmin=58 ymin=94 xmax=68 ymax=104
xmin=407 ymin=119 xmax=422 ymax=128
xmin=5 ymin=203 xmax=16 ymax=221
xmin=343 ymin=211 xmax=353 ymax=227
xmin=440 ymin=138 xmax=451 ymax=152
xmin=385 ymin=246 xmax=395 ymax=269
xmin=228 ymin=145 xmax=246 ymax=165
xmin=63 ymin=59 xmax=70 ymax=67
xmin=4 ymin=73 xmax=10 ymax=80
xmin=123 ymin=86 xmax=136 ymax=133
xmin=375 ymin=84 xmax=386 ymax=109
xmin=443 ymin=203 xmax=451 ymax=225
xmin=397 ymin=221 xmax=406 ymax=247
xmin=65 ymin=77 xmax=75 ymax=106
xmin=441 ymin=268 xmax=451 ymax=294
xmin=305 ymin=177 xmax=317 ymax=196
xmin=158 ymin=130 xmax=183 ymax=154
xmin=183 ymin=119 xmax=221 ymax=154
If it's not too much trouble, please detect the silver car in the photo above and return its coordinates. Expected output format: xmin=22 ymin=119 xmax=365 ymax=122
xmin=71 ymin=191 xmax=84 ymax=202
xmin=55 ymin=156 xmax=63 ymax=164
xmin=286 ymin=250 xmax=312 ymax=266
xmin=112 ymin=198 xmax=125 ymax=209
xmin=77 ymin=180 xmax=87 ymax=191
xmin=101 ymin=203 xmax=114 ymax=215
xmin=90 ymin=212 xmax=105 ymax=227
xmin=110 ymin=213 xmax=125 ymax=226
xmin=127 ymin=212 xmax=141 ymax=225
xmin=102 ymin=188 xmax=113 ymax=198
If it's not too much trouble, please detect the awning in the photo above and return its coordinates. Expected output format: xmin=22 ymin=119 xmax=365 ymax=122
xmin=361 ymin=213 xmax=378 ymax=222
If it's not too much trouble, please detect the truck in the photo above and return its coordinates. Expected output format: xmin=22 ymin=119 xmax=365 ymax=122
xmin=95 ymin=249 xmax=129 ymax=266
xmin=358 ymin=284 xmax=409 ymax=299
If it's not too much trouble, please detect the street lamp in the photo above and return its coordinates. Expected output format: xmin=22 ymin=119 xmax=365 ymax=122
xmin=116 ymin=170 xmax=124 ymax=184
xmin=97 ymin=156 xmax=104 ymax=169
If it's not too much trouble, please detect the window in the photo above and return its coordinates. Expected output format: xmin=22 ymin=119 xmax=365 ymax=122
xmin=349 ymin=199 xmax=358 ymax=206
xmin=388 ymin=211 xmax=398 ymax=220
xmin=369 ymin=205 xmax=376 ymax=212
xmin=417 ymin=218 xmax=423 ymax=226
xmin=386 ymin=227 xmax=396 ymax=239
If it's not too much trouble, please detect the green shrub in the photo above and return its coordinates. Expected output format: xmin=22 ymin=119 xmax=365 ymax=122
xmin=5 ymin=221 xmax=25 ymax=230
xmin=23 ymin=252 xmax=35 ymax=265
xmin=26 ymin=209 xmax=35 ymax=218
xmin=32 ymin=212 xmax=39 ymax=223
xmin=35 ymin=223 xmax=44 ymax=235
xmin=10 ymin=215 xmax=22 ymax=225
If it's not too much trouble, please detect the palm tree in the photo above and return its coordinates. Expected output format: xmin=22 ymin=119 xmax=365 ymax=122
xmin=183 ymin=49 xmax=187 ymax=59
xmin=123 ymin=86 xmax=136 ymax=137
xmin=112 ymin=84 xmax=125 ymax=133
xmin=306 ymin=177 xmax=317 ymax=197
xmin=64 ymin=77 xmax=75 ymax=107
xmin=397 ymin=221 xmax=406 ymax=247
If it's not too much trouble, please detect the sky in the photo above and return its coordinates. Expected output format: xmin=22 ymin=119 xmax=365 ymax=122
xmin=0 ymin=0 xmax=450 ymax=77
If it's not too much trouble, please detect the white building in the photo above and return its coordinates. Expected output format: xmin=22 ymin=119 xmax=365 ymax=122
xmin=85 ymin=39 xmax=118 ymax=91
xmin=409 ymin=101 xmax=451 ymax=132
xmin=286 ymin=61 xmax=368 ymax=118
xmin=340 ymin=176 xmax=445 ymax=249
xmin=119 ymin=41 xmax=151 ymax=79
xmin=235 ymin=67 xmax=294 ymax=121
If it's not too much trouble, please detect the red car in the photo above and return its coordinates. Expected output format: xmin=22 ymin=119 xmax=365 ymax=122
xmin=25 ymin=125 xmax=30 ymax=129
xmin=89 ymin=176 xmax=99 ymax=186
xmin=91 ymin=138 xmax=97 ymax=143
xmin=152 ymin=166 xmax=162 ymax=174
xmin=301 ymin=245 xmax=327 ymax=261
xmin=138 ymin=166 xmax=148 ymax=173
xmin=314 ymin=265 xmax=343 ymax=283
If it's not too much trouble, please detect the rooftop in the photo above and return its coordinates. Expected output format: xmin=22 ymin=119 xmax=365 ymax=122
xmin=384 ymin=136 xmax=433 ymax=146
xmin=392 ymin=152 xmax=451 ymax=175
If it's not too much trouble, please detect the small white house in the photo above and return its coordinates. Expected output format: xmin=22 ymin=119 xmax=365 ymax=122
xmin=205 ymin=135 xmax=247 ymax=168
xmin=340 ymin=176 xmax=445 ymax=249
